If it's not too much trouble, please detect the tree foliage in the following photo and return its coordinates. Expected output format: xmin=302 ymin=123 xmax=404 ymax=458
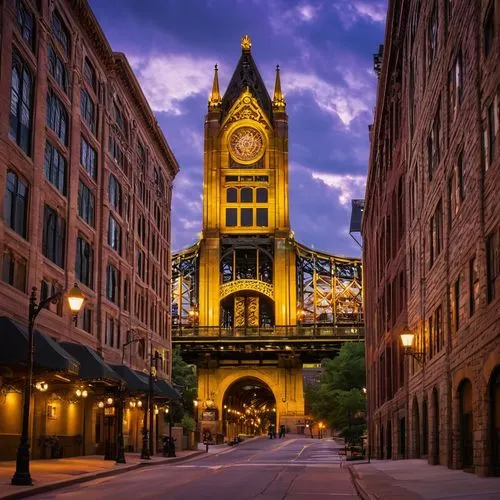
xmin=170 ymin=348 xmax=197 ymax=424
xmin=306 ymin=342 xmax=366 ymax=444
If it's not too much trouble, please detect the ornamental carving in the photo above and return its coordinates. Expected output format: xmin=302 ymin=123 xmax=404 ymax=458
xmin=228 ymin=127 xmax=265 ymax=163
xmin=220 ymin=280 xmax=274 ymax=300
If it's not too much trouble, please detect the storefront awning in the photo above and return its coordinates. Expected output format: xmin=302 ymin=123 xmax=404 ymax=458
xmin=154 ymin=378 xmax=179 ymax=400
xmin=0 ymin=316 xmax=79 ymax=374
xmin=60 ymin=342 xmax=123 ymax=383
xmin=110 ymin=364 xmax=149 ymax=393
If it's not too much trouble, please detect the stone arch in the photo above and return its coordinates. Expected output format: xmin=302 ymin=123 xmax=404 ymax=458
xmin=488 ymin=365 xmax=500 ymax=476
xmin=422 ymin=398 xmax=429 ymax=456
xmin=458 ymin=378 xmax=474 ymax=470
xmin=412 ymin=396 xmax=421 ymax=458
xmin=386 ymin=418 xmax=393 ymax=459
xmin=431 ymin=386 xmax=440 ymax=464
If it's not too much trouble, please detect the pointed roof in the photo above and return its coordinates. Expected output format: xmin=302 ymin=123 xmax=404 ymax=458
xmin=208 ymin=64 xmax=222 ymax=109
xmin=221 ymin=35 xmax=273 ymax=121
xmin=273 ymin=64 xmax=285 ymax=110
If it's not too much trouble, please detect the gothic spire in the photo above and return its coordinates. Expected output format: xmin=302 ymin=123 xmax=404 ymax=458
xmin=272 ymin=64 xmax=285 ymax=110
xmin=208 ymin=64 xmax=222 ymax=110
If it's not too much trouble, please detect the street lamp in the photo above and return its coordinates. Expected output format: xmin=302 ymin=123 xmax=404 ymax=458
xmin=193 ymin=400 xmax=200 ymax=443
xmin=12 ymin=285 xmax=84 ymax=486
xmin=400 ymin=327 xmax=425 ymax=364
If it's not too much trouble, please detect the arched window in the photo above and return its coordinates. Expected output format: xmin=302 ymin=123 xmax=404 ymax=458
xmin=241 ymin=187 xmax=253 ymax=203
xmin=256 ymin=188 xmax=268 ymax=203
xmin=83 ymin=57 xmax=97 ymax=91
xmin=9 ymin=50 xmax=33 ymax=155
xmin=4 ymin=170 xmax=28 ymax=238
xmin=226 ymin=188 xmax=237 ymax=203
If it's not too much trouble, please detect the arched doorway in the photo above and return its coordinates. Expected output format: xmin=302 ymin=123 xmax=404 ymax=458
xmin=386 ymin=419 xmax=392 ymax=459
xmin=222 ymin=377 xmax=276 ymax=438
xmin=412 ymin=398 xmax=420 ymax=458
xmin=459 ymin=379 xmax=474 ymax=470
xmin=399 ymin=417 xmax=406 ymax=458
xmin=422 ymin=399 xmax=429 ymax=456
xmin=380 ymin=424 xmax=384 ymax=459
xmin=489 ymin=367 xmax=500 ymax=476
xmin=432 ymin=388 xmax=440 ymax=464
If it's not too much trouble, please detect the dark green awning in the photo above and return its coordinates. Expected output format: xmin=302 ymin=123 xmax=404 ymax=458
xmin=110 ymin=365 xmax=149 ymax=393
xmin=154 ymin=378 xmax=179 ymax=400
xmin=60 ymin=342 xmax=123 ymax=383
xmin=0 ymin=316 xmax=79 ymax=374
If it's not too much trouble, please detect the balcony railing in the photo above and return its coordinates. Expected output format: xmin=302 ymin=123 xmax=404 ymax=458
xmin=172 ymin=325 xmax=364 ymax=340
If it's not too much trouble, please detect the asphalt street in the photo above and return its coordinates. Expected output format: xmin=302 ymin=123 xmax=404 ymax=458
xmin=31 ymin=436 xmax=359 ymax=500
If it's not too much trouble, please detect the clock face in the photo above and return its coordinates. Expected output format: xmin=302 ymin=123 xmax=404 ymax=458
xmin=228 ymin=126 xmax=265 ymax=163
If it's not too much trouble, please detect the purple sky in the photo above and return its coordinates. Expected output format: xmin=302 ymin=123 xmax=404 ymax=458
xmin=89 ymin=0 xmax=387 ymax=257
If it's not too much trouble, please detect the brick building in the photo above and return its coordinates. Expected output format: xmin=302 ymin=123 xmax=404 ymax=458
xmin=363 ymin=0 xmax=499 ymax=476
xmin=0 ymin=0 xmax=179 ymax=459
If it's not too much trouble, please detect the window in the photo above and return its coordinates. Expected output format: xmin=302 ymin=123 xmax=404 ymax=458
xmin=137 ymin=215 xmax=146 ymax=245
xmin=449 ymin=50 xmax=463 ymax=122
xmin=256 ymin=208 xmax=268 ymax=227
xmin=44 ymin=141 xmax=66 ymax=194
xmin=2 ymin=251 xmax=26 ymax=292
xmin=48 ymin=45 xmax=67 ymax=93
xmin=16 ymin=0 xmax=35 ymax=51
xmin=42 ymin=205 xmax=65 ymax=268
xmin=457 ymin=150 xmax=465 ymax=201
xmin=428 ymin=106 xmax=440 ymax=180
xmin=409 ymin=168 xmax=418 ymax=222
xmin=449 ymin=150 xmax=464 ymax=224
xmin=108 ymin=175 xmax=121 ymax=213
xmin=452 ymin=276 xmax=461 ymax=334
xmin=108 ymin=215 xmax=121 ymax=254
xmin=487 ymin=230 xmax=499 ymax=303
xmin=445 ymin=0 xmax=453 ymax=34
xmin=4 ymin=170 xmax=28 ymax=238
xmin=106 ymin=316 xmax=115 ymax=347
xmin=113 ymin=100 xmax=127 ymax=137
xmin=484 ymin=102 xmax=497 ymax=171
xmin=469 ymin=256 xmax=480 ymax=315
xmin=80 ymin=89 xmax=96 ymax=135
xmin=83 ymin=58 xmax=97 ymax=91
xmin=46 ymin=90 xmax=68 ymax=145
xmin=427 ymin=4 xmax=438 ymax=70
xmin=226 ymin=208 xmax=237 ymax=227
xmin=429 ymin=200 xmax=443 ymax=266
xmin=241 ymin=188 xmax=253 ymax=203
xmin=10 ymin=50 xmax=33 ymax=155
xmin=484 ymin=4 xmax=495 ymax=57
xmin=106 ymin=264 xmax=120 ymax=304
xmin=80 ymin=308 xmax=92 ymax=334
xmin=75 ymin=236 xmax=93 ymax=288
xmin=40 ymin=280 xmax=62 ymax=315
xmin=430 ymin=305 xmax=443 ymax=357
xmin=136 ymin=249 xmax=145 ymax=281
xmin=109 ymin=132 xmax=127 ymax=173
xmin=78 ymin=181 xmax=94 ymax=227
xmin=256 ymin=188 xmax=268 ymax=203
xmin=52 ymin=11 xmax=70 ymax=57
xmin=123 ymin=279 xmax=129 ymax=311
xmin=226 ymin=188 xmax=237 ymax=203
xmin=80 ymin=136 xmax=97 ymax=179
xmin=241 ymin=208 xmax=253 ymax=226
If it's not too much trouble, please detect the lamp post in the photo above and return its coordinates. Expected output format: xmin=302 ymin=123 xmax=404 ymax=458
xmin=141 ymin=348 xmax=161 ymax=459
xmin=12 ymin=285 xmax=84 ymax=486
xmin=193 ymin=399 xmax=199 ymax=443
xmin=75 ymin=388 xmax=89 ymax=456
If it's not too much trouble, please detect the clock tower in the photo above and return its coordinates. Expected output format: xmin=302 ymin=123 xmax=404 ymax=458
xmin=198 ymin=35 xmax=296 ymax=330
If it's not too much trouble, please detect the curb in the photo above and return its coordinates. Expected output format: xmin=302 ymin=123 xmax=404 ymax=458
xmin=346 ymin=465 xmax=378 ymax=500
xmin=0 ymin=451 xmax=205 ymax=500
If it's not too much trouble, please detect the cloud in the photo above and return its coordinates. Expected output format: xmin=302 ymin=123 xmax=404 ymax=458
xmin=284 ymin=70 xmax=373 ymax=126
xmin=128 ymin=53 xmax=215 ymax=115
xmin=269 ymin=2 xmax=321 ymax=34
xmin=311 ymin=171 xmax=366 ymax=205
xmin=334 ymin=1 xmax=387 ymax=27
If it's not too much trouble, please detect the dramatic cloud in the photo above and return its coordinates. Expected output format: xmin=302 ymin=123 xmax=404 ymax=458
xmin=269 ymin=2 xmax=321 ymax=34
xmin=311 ymin=171 xmax=367 ymax=205
xmin=334 ymin=1 xmax=387 ymax=27
xmin=128 ymin=54 xmax=215 ymax=115
xmin=284 ymin=70 xmax=373 ymax=126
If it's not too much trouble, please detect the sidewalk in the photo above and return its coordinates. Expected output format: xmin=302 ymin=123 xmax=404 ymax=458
xmin=349 ymin=459 xmax=500 ymax=499
xmin=0 ymin=450 xmax=203 ymax=500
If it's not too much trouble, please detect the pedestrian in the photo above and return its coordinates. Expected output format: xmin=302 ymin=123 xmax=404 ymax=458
xmin=279 ymin=424 xmax=286 ymax=438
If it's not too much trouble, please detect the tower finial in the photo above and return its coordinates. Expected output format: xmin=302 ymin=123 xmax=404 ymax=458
xmin=208 ymin=64 xmax=222 ymax=110
xmin=241 ymin=34 xmax=252 ymax=51
xmin=273 ymin=64 xmax=286 ymax=110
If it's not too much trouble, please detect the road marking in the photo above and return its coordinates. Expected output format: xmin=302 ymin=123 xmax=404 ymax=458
xmin=293 ymin=444 xmax=310 ymax=460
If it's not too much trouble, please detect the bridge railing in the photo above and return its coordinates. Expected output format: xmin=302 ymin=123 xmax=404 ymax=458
xmin=172 ymin=325 xmax=364 ymax=339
